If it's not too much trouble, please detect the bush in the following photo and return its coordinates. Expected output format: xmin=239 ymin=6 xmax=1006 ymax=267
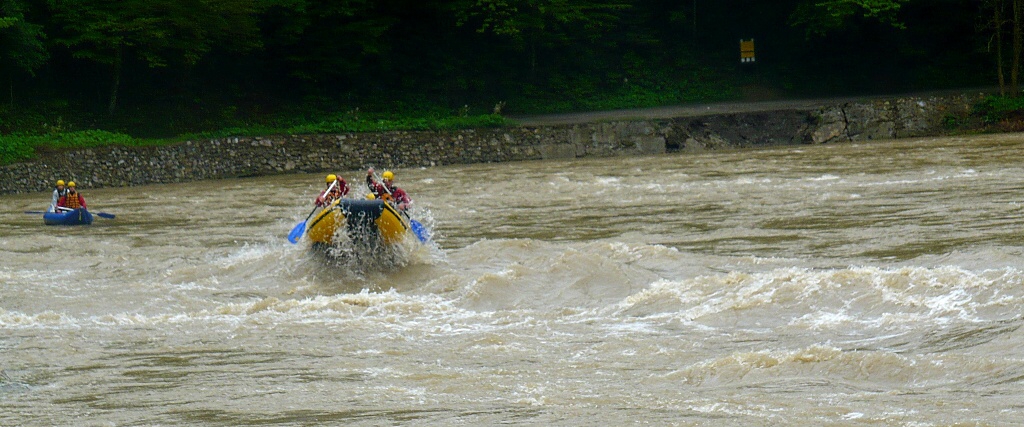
xmin=0 ymin=130 xmax=145 ymax=166
xmin=0 ymin=135 xmax=38 ymax=164
xmin=973 ymin=95 xmax=1024 ymax=123
xmin=45 ymin=130 xmax=140 ymax=149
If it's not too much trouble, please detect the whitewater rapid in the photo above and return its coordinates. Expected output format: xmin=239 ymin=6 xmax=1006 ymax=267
xmin=3 ymin=133 xmax=1024 ymax=425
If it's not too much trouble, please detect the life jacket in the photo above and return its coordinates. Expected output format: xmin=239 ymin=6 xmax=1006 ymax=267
xmin=336 ymin=178 xmax=350 ymax=196
xmin=318 ymin=180 xmax=349 ymax=206
xmin=329 ymin=183 xmax=346 ymax=199
xmin=64 ymin=192 xmax=81 ymax=209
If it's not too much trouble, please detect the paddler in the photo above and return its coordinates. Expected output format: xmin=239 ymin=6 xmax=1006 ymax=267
xmin=366 ymin=168 xmax=411 ymax=211
xmin=48 ymin=179 xmax=68 ymax=212
xmin=315 ymin=174 xmax=350 ymax=207
xmin=56 ymin=181 xmax=87 ymax=211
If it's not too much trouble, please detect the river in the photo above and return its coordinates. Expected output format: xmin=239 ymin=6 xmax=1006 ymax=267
xmin=2 ymin=133 xmax=1024 ymax=426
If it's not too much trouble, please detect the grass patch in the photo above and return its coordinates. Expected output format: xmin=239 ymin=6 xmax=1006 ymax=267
xmin=0 ymin=130 xmax=160 ymax=165
xmin=939 ymin=95 xmax=1024 ymax=134
xmin=180 ymin=111 xmax=511 ymax=140
xmin=0 ymin=112 xmax=513 ymax=166
xmin=973 ymin=95 xmax=1024 ymax=123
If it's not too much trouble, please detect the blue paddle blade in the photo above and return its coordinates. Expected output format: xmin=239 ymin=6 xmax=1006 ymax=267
xmin=287 ymin=221 xmax=306 ymax=244
xmin=410 ymin=220 xmax=429 ymax=243
xmin=96 ymin=212 xmax=116 ymax=219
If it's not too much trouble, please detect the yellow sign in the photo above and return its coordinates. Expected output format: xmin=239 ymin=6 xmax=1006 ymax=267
xmin=740 ymin=39 xmax=755 ymax=63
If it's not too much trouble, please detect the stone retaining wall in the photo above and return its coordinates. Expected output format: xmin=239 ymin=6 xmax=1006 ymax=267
xmin=0 ymin=93 xmax=985 ymax=195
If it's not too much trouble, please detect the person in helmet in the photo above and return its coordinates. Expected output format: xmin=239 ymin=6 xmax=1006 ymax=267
xmin=366 ymin=168 xmax=411 ymax=210
xmin=315 ymin=173 xmax=350 ymax=207
xmin=48 ymin=179 xmax=68 ymax=212
xmin=56 ymin=181 xmax=86 ymax=211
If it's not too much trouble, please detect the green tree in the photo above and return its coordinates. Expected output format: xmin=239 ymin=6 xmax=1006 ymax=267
xmin=47 ymin=0 xmax=262 ymax=115
xmin=790 ymin=0 xmax=1015 ymax=94
xmin=991 ymin=0 xmax=1024 ymax=96
xmin=0 ymin=0 xmax=47 ymax=105
xmin=1013 ymin=0 xmax=1023 ymax=95
xmin=452 ymin=0 xmax=630 ymax=77
xmin=789 ymin=0 xmax=909 ymax=37
xmin=259 ymin=0 xmax=389 ymax=84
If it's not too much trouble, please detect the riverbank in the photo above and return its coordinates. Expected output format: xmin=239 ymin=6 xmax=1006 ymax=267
xmin=0 ymin=91 xmax=992 ymax=195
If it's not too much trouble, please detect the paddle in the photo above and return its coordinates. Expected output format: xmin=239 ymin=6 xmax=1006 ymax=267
xmin=288 ymin=178 xmax=337 ymax=244
xmin=372 ymin=170 xmax=428 ymax=243
xmin=57 ymin=206 xmax=114 ymax=219
xmin=410 ymin=219 xmax=430 ymax=242
xmin=25 ymin=209 xmax=115 ymax=219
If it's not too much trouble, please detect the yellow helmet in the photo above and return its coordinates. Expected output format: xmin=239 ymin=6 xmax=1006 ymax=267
xmin=325 ymin=174 xmax=337 ymax=184
xmin=382 ymin=171 xmax=394 ymax=181
xmin=56 ymin=180 xmax=65 ymax=186
xmin=67 ymin=181 xmax=76 ymax=187
xmin=366 ymin=193 xmax=376 ymax=200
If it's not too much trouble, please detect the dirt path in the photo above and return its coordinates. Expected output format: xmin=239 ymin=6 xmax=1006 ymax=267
xmin=509 ymin=88 xmax=994 ymax=126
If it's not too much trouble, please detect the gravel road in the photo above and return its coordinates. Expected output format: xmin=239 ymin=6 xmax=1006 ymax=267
xmin=510 ymin=88 xmax=994 ymax=126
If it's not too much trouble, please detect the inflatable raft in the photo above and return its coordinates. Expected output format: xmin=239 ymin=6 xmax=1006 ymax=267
xmin=306 ymin=199 xmax=413 ymax=246
xmin=43 ymin=208 xmax=94 ymax=226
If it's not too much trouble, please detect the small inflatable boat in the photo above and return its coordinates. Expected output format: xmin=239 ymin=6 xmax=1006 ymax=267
xmin=43 ymin=208 xmax=94 ymax=226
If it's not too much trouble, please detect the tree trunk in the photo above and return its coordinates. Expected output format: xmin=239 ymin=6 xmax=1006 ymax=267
xmin=529 ymin=39 xmax=537 ymax=81
xmin=996 ymin=0 xmax=1006 ymax=96
xmin=692 ymin=0 xmax=697 ymax=42
xmin=1013 ymin=0 xmax=1022 ymax=95
xmin=108 ymin=46 xmax=122 ymax=116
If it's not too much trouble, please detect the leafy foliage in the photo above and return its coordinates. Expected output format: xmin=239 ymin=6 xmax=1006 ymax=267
xmin=0 ymin=134 xmax=34 ymax=164
xmin=259 ymin=0 xmax=386 ymax=82
xmin=0 ymin=0 xmax=47 ymax=75
xmin=790 ymin=0 xmax=909 ymax=37
xmin=47 ymin=0 xmax=262 ymax=68
xmin=44 ymin=0 xmax=263 ymax=113
xmin=180 ymin=112 xmax=512 ymax=140
xmin=973 ymin=95 xmax=1024 ymax=123
xmin=0 ymin=130 xmax=150 ymax=165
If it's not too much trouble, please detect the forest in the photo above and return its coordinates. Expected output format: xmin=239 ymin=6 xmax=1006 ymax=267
xmin=1 ymin=0 xmax=1023 ymax=143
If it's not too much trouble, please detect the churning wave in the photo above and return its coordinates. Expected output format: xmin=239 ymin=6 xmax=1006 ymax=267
xmin=6 ymin=239 xmax=1022 ymax=342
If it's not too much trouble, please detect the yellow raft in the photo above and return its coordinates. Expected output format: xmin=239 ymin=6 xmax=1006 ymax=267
xmin=306 ymin=198 xmax=411 ymax=246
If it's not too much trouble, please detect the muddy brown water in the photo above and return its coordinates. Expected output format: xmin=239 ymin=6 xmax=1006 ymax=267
xmin=3 ymin=133 xmax=1024 ymax=425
